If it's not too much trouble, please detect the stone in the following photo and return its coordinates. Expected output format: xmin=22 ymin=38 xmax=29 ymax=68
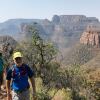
xmin=80 ymin=25 xmax=100 ymax=47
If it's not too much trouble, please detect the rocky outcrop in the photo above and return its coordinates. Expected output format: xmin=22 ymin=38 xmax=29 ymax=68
xmin=0 ymin=35 xmax=17 ymax=51
xmin=80 ymin=24 xmax=100 ymax=47
xmin=52 ymin=15 xmax=60 ymax=24
xmin=0 ymin=35 xmax=17 ymax=45
xmin=52 ymin=15 xmax=99 ymax=24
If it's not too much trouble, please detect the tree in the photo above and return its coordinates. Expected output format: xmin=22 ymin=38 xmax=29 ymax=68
xmin=15 ymin=23 xmax=58 ymax=99
xmin=15 ymin=23 xmax=57 ymax=76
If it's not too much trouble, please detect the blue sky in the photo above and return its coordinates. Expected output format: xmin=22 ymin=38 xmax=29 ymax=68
xmin=0 ymin=0 xmax=100 ymax=22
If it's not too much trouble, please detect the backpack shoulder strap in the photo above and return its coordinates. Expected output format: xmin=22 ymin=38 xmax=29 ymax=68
xmin=11 ymin=65 xmax=16 ymax=77
xmin=11 ymin=64 xmax=28 ymax=77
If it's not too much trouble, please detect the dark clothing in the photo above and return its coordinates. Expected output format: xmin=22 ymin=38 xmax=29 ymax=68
xmin=0 ymin=57 xmax=4 ymax=85
xmin=0 ymin=71 xmax=3 ymax=85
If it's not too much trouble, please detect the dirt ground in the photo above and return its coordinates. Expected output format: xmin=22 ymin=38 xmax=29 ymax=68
xmin=0 ymin=85 xmax=7 ymax=100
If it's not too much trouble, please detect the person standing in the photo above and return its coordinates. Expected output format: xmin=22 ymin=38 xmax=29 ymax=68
xmin=6 ymin=52 xmax=36 ymax=100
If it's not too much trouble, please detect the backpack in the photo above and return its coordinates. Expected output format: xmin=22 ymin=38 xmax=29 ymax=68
xmin=10 ymin=64 xmax=30 ymax=91
xmin=11 ymin=64 xmax=27 ymax=78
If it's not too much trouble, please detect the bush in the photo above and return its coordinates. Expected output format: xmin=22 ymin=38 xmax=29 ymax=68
xmin=52 ymin=88 xmax=72 ymax=100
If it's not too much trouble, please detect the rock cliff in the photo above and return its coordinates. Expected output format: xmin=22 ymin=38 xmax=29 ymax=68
xmin=0 ymin=35 xmax=17 ymax=51
xmin=0 ymin=15 xmax=100 ymax=49
xmin=0 ymin=35 xmax=17 ymax=44
xmin=80 ymin=24 xmax=100 ymax=47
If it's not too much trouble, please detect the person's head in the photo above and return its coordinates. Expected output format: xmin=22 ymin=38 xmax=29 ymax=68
xmin=13 ymin=52 xmax=23 ymax=67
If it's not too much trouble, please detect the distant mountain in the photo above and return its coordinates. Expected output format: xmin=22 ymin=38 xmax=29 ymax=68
xmin=0 ymin=19 xmax=43 ymax=39
xmin=0 ymin=15 xmax=100 ymax=50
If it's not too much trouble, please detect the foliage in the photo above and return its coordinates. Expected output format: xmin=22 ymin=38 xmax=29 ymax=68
xmin=35 ymin=77 xmax=43 ymax=93
xmin=48 ymin=88 xmax=58 ymax=98
xmin=52 ymin=88 xmax=72 ymax=100
xmin=64 ymin=44 xmax=94 ymax=65
xmin=2 ymin=42 xmax=14 ymax=68
xmin=14 ymin=24 xmax=99 ymax=100
xmin=15 ymin=24 xmax=57 ymax=76
xmin=30 ymin=26 xmax=57 ymax=67
xmin=86 ymin=80 xmax=100 ymax=100
xmin=60 ymin=65 xmax=86 ymax=100
xmin=15 ymin=24 xmax=58 ymax=100
xmin=85 ymin=72 xmax=100 ymax=100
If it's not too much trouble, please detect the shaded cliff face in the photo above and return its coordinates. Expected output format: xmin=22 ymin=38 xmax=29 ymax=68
xmin=80 ymin=25 xmax=100 ymax=47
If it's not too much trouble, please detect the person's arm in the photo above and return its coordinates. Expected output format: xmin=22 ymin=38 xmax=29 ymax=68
xmin=6 ymin=69 xmax=12 ymax=100
xmin=6 ymin=80 xmax=11 ymax=94
xmin=29 ymin=77 xmax=36 ymax=95
xmin=6 ymin=80 xmax=12 ymax=100
xmin=26 ymin=65 xmax=36 ymax=97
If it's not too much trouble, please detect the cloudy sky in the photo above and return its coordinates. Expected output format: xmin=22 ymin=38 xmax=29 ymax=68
xmin=0 ymin=0 xmax=99 ymax=22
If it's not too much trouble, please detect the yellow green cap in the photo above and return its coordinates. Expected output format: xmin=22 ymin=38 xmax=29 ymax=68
xmin=13 ymin=52 xmax=23 ymax=59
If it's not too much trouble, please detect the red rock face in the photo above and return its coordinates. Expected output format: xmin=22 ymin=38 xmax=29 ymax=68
xmin=80 ymin=26 xmax=100 ymax=47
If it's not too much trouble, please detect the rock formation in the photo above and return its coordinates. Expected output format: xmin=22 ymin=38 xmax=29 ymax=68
xmin=0 ymin=15 xmax=100 ymax=49
xmin=0 ymin=35 xmax=17 ymax=51
xmin=80 ymin=24 xmax=100 ymax=47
